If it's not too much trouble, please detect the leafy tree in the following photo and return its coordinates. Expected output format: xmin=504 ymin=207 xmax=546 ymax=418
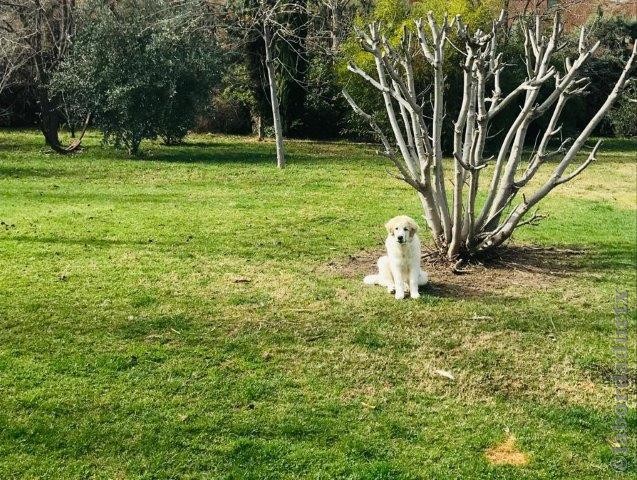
xmin=608 ymin=82 xmax=637 ymax=137
xmin=52 ymin=0 xmax=219 ymax=155
xmin=229 ymin=0 xmax=311 ymax=167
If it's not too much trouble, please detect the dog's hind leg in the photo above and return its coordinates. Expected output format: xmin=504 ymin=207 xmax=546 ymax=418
xmin=364 ymin=256 xmax=392 ymax=289
xmin=418 ymin=270 xmax=429 ymax=286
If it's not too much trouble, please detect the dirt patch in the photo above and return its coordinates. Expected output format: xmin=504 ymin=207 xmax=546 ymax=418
xmin=485 ymin=434 xmax=530 ymax=466
xmin=583 ymin=362 xmax=637 ymax=395
xmin=324 ymin=245 xmax=588 ymax=298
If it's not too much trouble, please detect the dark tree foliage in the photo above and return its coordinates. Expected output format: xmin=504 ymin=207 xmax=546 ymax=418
xmin=485 ymin=12 xmax=637 ymax=145
xmin=302 ymin=55 xmax=348 ymax=139
xmin=564 ymin=14 xmax=637 ymax=137
xmin=277 ymin=2 xmax=309 ymax=136
xmin=608 ymin=82 xmax=637 ymax=137
xmin=244 ymin=23 xmax=271 ymax=127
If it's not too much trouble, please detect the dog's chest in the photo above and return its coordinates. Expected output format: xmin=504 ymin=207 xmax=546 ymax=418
xmin=386 ymin=241 xmax=414 ymax=267
xmin=395 ymin=248 xmax=409 ymax=261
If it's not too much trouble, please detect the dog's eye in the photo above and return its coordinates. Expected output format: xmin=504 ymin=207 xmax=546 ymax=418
xmin=403 ymin=227 xmax=408 ymax=231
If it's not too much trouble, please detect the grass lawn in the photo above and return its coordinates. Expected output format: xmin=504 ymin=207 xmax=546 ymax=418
xmin=0 ymin=130 xmax=635 ymax=479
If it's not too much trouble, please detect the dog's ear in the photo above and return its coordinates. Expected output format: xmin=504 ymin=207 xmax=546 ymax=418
xmin=408 ymin=219 xmax=419 ymax=236
xmin=385 ymin=220 xmax=394 ymax=235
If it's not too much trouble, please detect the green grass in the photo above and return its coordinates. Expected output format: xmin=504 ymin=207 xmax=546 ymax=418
xmin=0 ymin=130 xmax=635 ymax=479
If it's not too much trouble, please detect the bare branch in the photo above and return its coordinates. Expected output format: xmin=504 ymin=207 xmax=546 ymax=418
xmin=554 ymin=139 xmax=601 ymax=185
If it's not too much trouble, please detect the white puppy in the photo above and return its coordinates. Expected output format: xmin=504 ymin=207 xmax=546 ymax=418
xmin=364 ymin=215 xmax=429 ymax=299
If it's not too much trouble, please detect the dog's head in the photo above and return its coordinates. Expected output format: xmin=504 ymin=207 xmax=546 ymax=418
xmin=385 ymin=215 xmax=419 ymax=245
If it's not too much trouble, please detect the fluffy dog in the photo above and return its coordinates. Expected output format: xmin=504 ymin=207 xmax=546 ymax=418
xmin=364 ymin=215 xmax=429 ymax=299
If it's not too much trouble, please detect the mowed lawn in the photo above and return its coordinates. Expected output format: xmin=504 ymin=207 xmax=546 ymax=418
xmin=0 ymin=130 xmax=635 ymax=479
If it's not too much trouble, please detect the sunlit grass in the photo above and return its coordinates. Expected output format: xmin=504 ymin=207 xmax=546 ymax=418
xmin=0 ymin=130 xmax=635 ymax=479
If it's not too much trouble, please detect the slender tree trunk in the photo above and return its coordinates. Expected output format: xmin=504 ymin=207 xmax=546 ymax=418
xmin=330 ymin=4 xmax=340 ymax=53
xmin=254 ymin=112 xmax=264 ymax=141
xmin=263 ymin=25 xmax=285 ymax=169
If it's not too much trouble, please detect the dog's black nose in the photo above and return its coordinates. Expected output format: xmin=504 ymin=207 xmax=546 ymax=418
xmin=397 ymin=235 xmax=404 ymax=242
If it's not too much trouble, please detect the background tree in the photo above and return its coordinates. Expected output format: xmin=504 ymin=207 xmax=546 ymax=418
xmin=0 ymin=11 xmax=26 ymax=98
xmin=320 ymin=0 xmax=350 ymax=53
xmin=608 ymin=81 xmax=637 ymax=137
xmin=229 ymin=0 xmax=312 ymax=168
xmin=345 ymin=12 xmax=636 ymax=262
xmin=52 ymin=0 xmax=219 ymax=155
xmin=0 ymin=0 xmax=88 ymax=152
xmin=3 ymin=1 xmax=634 ymax=144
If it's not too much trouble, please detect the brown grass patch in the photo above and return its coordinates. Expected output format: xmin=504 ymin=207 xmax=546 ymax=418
xmin=324 ymin=245 xmax=588 ymax=298
xmin=485 ymin=434 xmax=530 ymax=466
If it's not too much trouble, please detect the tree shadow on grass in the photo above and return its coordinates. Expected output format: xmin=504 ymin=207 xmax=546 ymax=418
xmin=145 ymin=147 xmax=275 ymax=165
xmin=0 ymin=145 xmax=324 ymax=169
xmin=1 ymin=234 xmax=175 ymax=248
xmin=0 ymin=134 xmax=45 ymax=151
xmin=590 ymin=137 xmax=637 ymax=153
xmin=487 ymin=137 xmax=637 ymax=166
xmin=139 ymin=136 xmax=373 ymax=165
xmin=143 ymin=146 xmax=325 ymax=166
xmin=0 ymin=165 xmax=74 ymax=179
xmin=484 ymin=243 xmax=636 ymax=274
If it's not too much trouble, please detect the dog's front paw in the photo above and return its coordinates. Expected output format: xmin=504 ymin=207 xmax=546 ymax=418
xmin=395 ymin=291 xmax=405 ymax=300
xmin=410 ymin=291 xmax=421 ymax=299
xmin=387 ymin=285 xmax=395 ymax=294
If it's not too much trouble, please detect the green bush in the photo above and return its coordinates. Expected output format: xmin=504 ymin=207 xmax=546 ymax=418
xmin=201 ymin=64 xmax=254 ymax=135
xmin=300 ymin=56 xmax=349 ymax=139
xmin=608 ymin=82 xmax=637 ymax=137
xmin=52 ymin=0 xmax=219 ymax=154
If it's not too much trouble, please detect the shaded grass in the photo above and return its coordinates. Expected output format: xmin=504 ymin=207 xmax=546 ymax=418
xmin=0 ymin=130 xmax=635 ymax=479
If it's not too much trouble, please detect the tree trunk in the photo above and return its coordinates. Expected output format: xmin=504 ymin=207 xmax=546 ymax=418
xmin=39 ymin=102 xmax=87 ymax=154
xmin=253 ymin=112 xmax=264 ymax=141
xmin=263 ymin=25 xmax=285 ymax=169
xmin=38 ymin=91 xmax=64 ymax=151
xmin=37 ymin=89 xmax=89 ymax=154
xmin=330 ymin=4 xmax=340 ymax=53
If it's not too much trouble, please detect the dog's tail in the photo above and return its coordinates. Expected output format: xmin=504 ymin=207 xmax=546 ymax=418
xmin=363 ymin=274 xmax=380 ymax=285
